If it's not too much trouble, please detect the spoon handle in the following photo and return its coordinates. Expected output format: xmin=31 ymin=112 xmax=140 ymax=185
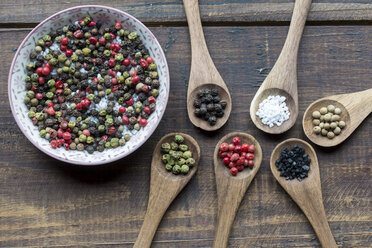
xmin=134 ymin=171 xmax=186 ymax=248
xmin=213 ymin=177 xmax=254 ymax=248
xmin=300 ymin=196 xmax=337 ymax=248
xmin=278 ymin=0 xmax=312 ymax=64
xmin=183 ymin=0 xmax=214 ymax=71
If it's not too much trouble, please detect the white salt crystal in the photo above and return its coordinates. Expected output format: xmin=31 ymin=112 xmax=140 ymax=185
xmin=256 ymin=95 xmax=290 ymax=127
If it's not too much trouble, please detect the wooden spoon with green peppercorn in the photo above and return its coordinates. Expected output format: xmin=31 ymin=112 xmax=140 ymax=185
xmin=303 ymin=88 xmax=372 ymax=147
xmin=134 ymin=133 xmax=200 ymax=248
xmin=270 ymin=138 xmax=337 ymax=248
xmin=213 ymin=132 xmax=262 ymax=248
xmin=250 ymin=0 xmax=312 ymax=134
xmin=183 ymin=0 xmax=232 ymax=131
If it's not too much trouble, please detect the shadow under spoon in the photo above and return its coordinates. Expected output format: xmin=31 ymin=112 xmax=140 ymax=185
xmin=303 ymin=88 xmax=372 ymax=147
xmin=183 ymin=0 xmax=232 ymax=131
xmin=134 ymin=133 xmax=201 ymax=248
xmin=250 ymin=0 xmax=312 ymax=134
xmin=270 ymin=138 xmax=337 ymax=248
xmin=213 ymin=132 xmax=262 ymax=248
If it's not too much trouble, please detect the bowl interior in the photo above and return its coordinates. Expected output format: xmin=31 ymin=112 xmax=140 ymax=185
xmin=8 ymin=6 xmax=169 ymax=165
xmin=303 ymin=99 xmax=350 ymax=147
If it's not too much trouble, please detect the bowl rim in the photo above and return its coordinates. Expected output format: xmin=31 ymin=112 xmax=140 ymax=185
xmin=8 ymin=5 xmax=170 ymax=166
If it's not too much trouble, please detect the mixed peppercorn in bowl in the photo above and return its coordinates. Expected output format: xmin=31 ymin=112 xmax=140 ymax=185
xmin=8 ymin=6 xmax=169 ymax=165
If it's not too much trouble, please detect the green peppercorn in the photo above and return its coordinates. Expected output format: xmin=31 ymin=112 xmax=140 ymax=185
xmin=183 ymin=151 xmax=192 ymax=159
xmin=122 ymin=71 xmax=129 ymax=78
xmin=79 ymin=134 xmax=87 ymax=143
xmin=105 ymin=89 xmax=111 ymax=95
xmin=180 ymin=165 xmax=189 ymax=174
xmin=87 ymin=94 xmax=95 ymax=101
xmin=37 ymin=39 xmax=45 ymax=46
xmin=82 ymin=48 xmax=91 ymax=56
xmin=24 ymin=96 xmax=30 ymax=104
xmin=99 ymin=109 xmax=107 ymax=116
xmin=186 ymin=158 xmax=195 ymax=166
xmin=115 ymin=53 xmax=124 ymax=62
xmin=26 ymin=62 xmax=35 ymax=71
xmin=178 ymin=158 xmax=186 ymax=165
xmin=87 ymin=136 xmax=94 ymax=144
xmin=124 ymin=134 xmax=131 ymax=141
xmin=170 ymin=142 xmax=178 ymax=150
xmin=111 ymin=138 xmax=119 ymax=148
xmin=30 ymin=98 xmax=38 ymax=106
xmin=104 ymin=33 xmax=111 ymax=40
xmin=149 ymin=63 xmax=157 ymax=71
xmin=27 ymin=90 xmax=35 ymax=99
xmin=25 ymin=76 xmax=31 ymax=82
xmin=31 ymin=73 xmax=39 ymax=82
xmin=179 ymin=144 xmax=188 ymax=152
xmin=35 ymin=46 xmax=42 ymax=53
xmin=119 ymin=139 xmax=126 ymax=146
xmin=162 ymin=154 xmax=171 ymax=163
xmin=150 ymin=71 xmax=158 ymax=79
xmin=151 ymin=89 xmax=159 ymax=97
xmin=174 ymin=135 xmax=184 ymax=143
xmin=105 ymin=141 xmax=111 ymax=148
xmin=28 ymin=111 xmax=35 ymax=118
xmin=46 ymin=92 xmax=54 ymax=99
xmin=128 ymin=32 xmax=138 ymax=40
xmin=38 ymin=129 xmax=46 ymax=137
xmin=55 ymin=111 xmax=62 ymax=119
xmin=105 ymin=118 xmax=114 ymax=126
xmin=58 ymin=54 xmax=67 ymax=63
xmin=70 ymin=143 xmax=77 ymax=150
xmin=165 ymin=164 xmax=173 ymax=171
xmin=125 ymin=78 xmax=132 ymax=86
xmin=134 ymin=123 xmax=140 ymax=131
xmin=172 ymin=165 xmax=181 ymax=175
xmin=161 ymin=143 xmax=171 ymax=153
xmin=68 ymin=121 xmax=76 ymax=128
xmin=135 ymin=52 xmax=142 ymax=59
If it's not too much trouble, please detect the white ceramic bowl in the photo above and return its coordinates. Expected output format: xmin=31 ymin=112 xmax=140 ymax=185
xmin=8 ymin=5 xmax=169 ymax=165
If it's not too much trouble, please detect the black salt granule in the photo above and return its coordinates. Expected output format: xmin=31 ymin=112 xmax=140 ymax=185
xmin=275 ymin=144 xmax=311 ymax=181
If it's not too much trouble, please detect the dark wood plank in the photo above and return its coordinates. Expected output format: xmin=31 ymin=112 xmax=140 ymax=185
xmin=0 ymin=25 xmax=371 ymax=247
xmin=1 ymin=1 xmax=372 ymax=26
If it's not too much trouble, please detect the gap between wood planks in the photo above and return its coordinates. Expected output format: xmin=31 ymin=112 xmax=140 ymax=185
xmin=1 ymin=20 xmax=372 ymax=30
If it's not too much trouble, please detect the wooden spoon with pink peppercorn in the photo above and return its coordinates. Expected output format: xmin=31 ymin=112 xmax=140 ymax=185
xmin=213 ymin=132 xmax=262 ymax=248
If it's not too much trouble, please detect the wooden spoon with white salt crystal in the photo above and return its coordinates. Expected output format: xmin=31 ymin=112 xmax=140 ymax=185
xmin=250 ymin=0 xmax=312 ymax=134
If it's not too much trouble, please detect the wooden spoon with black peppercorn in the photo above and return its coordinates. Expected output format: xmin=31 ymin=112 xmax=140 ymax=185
xmin=303 ymin=88 xmax=372 ymax=147
xmin=270 ymin=138 xmax=337 ymax=248
xmin=183 ymin=0 xmax=232 ymax=131
xmin=213 ymin=132 xmax=262 ymax=248
xmin=250 ymin=0 xmax=312 ymax=134
xmin=134 ymin=133 xmax=200 ymax=248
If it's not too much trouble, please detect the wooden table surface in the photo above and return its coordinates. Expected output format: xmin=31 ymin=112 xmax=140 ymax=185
xmin=0 ymin=1 xmax=371 ymax=247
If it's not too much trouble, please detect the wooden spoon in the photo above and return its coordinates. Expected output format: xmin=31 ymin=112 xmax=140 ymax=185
xmin=270 ymin=138 xmax=337 ymax=248
xmin=183 ymin=0 xmax=232 ymax=131
xmin=303 ymin=88 xmax=372 ymax=147
xmin=250 ymin=0 xmax=312 ymax=134
xmin=134 ymin=133 xmax=201 ymax=248
xmin=213 ymin=132 xmax=262 ymax=248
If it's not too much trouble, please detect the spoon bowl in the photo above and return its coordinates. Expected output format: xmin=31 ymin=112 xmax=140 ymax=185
xmin=187 ymin=84 xmax=232 ymax=131
xmin=134 ymin=133 xmax=200 ymax=248
xmin=183 ymin=0 xmax=232 ymax=131
xmin=250 ymin=88 xmax=297 ymax=134
xmin=270 ymin=138 xmax=337 ymax=248
xmin=213 ymin=132 xmax=262 ymax=248
xmin=303 ymin=88 xmax=372 ymax=147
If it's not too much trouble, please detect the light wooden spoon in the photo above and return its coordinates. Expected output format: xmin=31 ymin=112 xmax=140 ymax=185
xmin=270 ymin=138 xmax=337 ymax=248
xmin=134 ymin=133 xmax=200 ymax=248
xmin=183 ymin=0 xmax=232 ymax=131
xmin=250 ymin=0 xmax=312 ymax=134
xmin=213 ymin=132 xmax=262 ymax=248
xmin=303 ymin=88 xmax=372 ymax=147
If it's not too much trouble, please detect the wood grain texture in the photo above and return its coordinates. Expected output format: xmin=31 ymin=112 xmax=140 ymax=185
xmin=1 ymin=1 xmax=372 ymax=25
xmin=134 ymin=133 xmax=200 ymax=248
xmin=250 ymin=0 xmax=312 ymax=134
xmin=270 ymin=138 xmax=337 ymax=248
xmin=303 ymin=88 xmax=372 ymax=147
xmin=184 ymin=0 xmax=232 ymax=131
xmin=0 ymin=25 xmax=371 ymax=247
